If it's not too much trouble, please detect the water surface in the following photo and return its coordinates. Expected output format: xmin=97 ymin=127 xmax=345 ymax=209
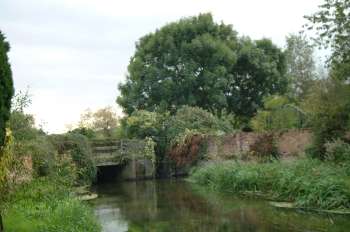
xmin=92 ymin=179 xmax=350 ymax=232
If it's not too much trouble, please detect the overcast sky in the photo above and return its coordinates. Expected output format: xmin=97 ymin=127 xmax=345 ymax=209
xmin=1 ymin=0 xmax=323 ymax=133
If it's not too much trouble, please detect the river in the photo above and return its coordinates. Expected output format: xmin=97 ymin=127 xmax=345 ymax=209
xmin=92 ymin=179 xmax=350 ymax=232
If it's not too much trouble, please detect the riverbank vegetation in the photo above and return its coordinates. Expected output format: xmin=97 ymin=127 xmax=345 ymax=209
xmin=0 ymin=90 xmax=101 ymax=231
xmin=0 ymin=50 xmax=100 ymax=231
xmin=1 ymin=0 xmax=350 ymax=230
xmin=190 ymin=158 xmax=350 ymax=210
xmin=3 ymin=164 xmax=100 ymax=232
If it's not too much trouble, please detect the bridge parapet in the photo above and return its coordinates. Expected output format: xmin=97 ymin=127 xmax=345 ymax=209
xmin=91 ymin=139 xmax=155 ymax=180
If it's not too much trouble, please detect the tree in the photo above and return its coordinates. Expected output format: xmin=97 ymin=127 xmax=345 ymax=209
xmin=122 ymin=110 xmax=166 ymax=139
xmin=250 ymin=95 xmax=307 ymax=131
xmin=285 ymin=34 xmax=316 ymax=99
xmin=9 ymin=90 xmax=40 ymax=142
xmin=0 ymin=30 xmax=14 ymax=232
xmin=305 ymin=0 xmax=350 ymax=80
xmin=302 ymin=79 xmax=350 ymax=158
xmin=0 ymin=31 xmax=14 ymax=148
xmin=117 ymin=13 xmax=287 ymax=120
xmin=78 ymin=107 xmax=119 ymax=138
xmin=228 ymin=38 xmax=287 ymax=120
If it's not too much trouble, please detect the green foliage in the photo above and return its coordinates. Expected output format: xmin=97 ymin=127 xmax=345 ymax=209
xmin=305 ymin=0 xmax=350 ymax=80
xmin=324 ymin=139 xmax=350 ymax=163
xmin=117 ymin=13 xmax=287 ymax=119
xmin=231 ymin=38 xmax=287 ymax=119
xmin=122 ymin=106 xmax=234 ymax=168
xmin=165 ymin=106 xmax=234 ymax=166
xmin=302 ymin=79 xmax=350 ymax=158
xmin=144 ymin=137 xmax=156 ymax=164
xmin=7 ymin=91 xmax=52 ymax=178
xmin=3 ymin=176 xmax=101 ymax=232
xmin=0 ymin=130 xmax=14 ymax=203
xmin=251 ymin=95 xmax=306 ymax=131
xmin=68 ymin=127 xmax=96 ymax=139
xmin=29 ymin=136 xmax=55 ymax=177
xmin=166 ymin=106 xmax=233 ymax=144
xmin=190 ymin=159 xmax=350 ymax=209
xmin=9 ymin=112 xmax=40 ymax=142
xmin=68 ymin=134 xmax=96 ymax=184
xmin=285 ymin=34 xmax=316 ymax=99
xmin=77 ymin=107 xmax=119 ymax=138
xmin=249 ymin=133 xmax=279 ymax=162
xmin=0 ymin=31 xmax=14 ymax=148
xmin=123 ymin=110 xmax=167 ymax=139
xmin=49 ymin=134 xmax=97 ymax=185
xmin=11 ymin=89 xmax=32 ymax=113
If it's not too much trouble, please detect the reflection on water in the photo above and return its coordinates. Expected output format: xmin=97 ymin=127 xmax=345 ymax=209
xmin=92 ymin=179 xmax=350 ymax=232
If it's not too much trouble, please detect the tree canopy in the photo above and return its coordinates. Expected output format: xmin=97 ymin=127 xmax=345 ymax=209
xmin=117 ymin=13 xmax=287 ymax=119
xmin=285 ymin=34 xmax=316 ymax=99
xmin=78 ymin=106 xmax=119 ymax=137
xmin=305 ymin=0 xmax=350 ymax=80
xmin=0 ymin=31 xmax=14 ymax=148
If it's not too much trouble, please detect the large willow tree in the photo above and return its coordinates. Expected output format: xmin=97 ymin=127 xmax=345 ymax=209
xmin=117 ymin=13 xmax=287 ymax=120
xmin=0 ymin=31 xmax=14 ymax=148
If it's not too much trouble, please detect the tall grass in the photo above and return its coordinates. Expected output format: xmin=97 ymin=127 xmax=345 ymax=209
xmin=3 ymin=177 xmax=101 ymax=232
xmin=190 ymin=159 xmax=350 ymax=210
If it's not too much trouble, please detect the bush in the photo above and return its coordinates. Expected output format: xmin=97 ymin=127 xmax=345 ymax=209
xmin=168 ymin=131 xmax=204 ymax=166
xmin=68 ymin=127 xmax=96 ymax=139
xmin=302 ymin=79 xmax=350 ymax=159
xmin=0 ymin=130 xmax=14 ymax=204
xmin=48 ymin=134 xmax=97 ymax=185
xmin=324 ymin=139 xmax=350 ymax=163
xmin=66 ymin=133 xmax=96 ymax=184
xmin=9 ymin=111 xmax=40 ymax=142
xmin=166 ymin=106 xmax=234 ymax=166
xmin=29 ymin=136 xmax=55 ymax=177
xmin=249 ymin=133 xmax=278 ymax=162
xmin=166 ymin=106 xmax=233 ymax=141
xmin=122 ymin=110 xmax=167 ymax=139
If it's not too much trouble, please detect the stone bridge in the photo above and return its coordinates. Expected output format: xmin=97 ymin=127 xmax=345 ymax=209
xmin=90 ymin=139 xmax=155 ymax=181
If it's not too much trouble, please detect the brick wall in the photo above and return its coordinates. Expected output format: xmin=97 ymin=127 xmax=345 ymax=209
xmin=205 ymin=129 xmax=313 ymax=161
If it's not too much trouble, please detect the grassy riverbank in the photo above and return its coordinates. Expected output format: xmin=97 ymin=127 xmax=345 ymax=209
xmin=3 ymin=176 xmax=100 ymax=232
xmin=190 ymin=159 xmax=350 ymax=210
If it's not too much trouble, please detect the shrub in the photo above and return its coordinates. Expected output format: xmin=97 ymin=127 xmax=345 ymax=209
xmin=68 ymin=127 xmax=96 ymax=139
xmin=249 ymin=133 xmax=278 ymax=162
xmin=29 ymin=136 xmax=55 ymax=177
xmin=66 ymin=134 xmax=96 ymax=184
xmin=122 ymin=110 xmax=167 ymax=139
xmin=0 ymin=130 xmax=14 ymax=203
xmin=302 ymin=79 xmax=350 ymax=159
xmin=166 ymin=106 xmax=234 ymax=166
xmin=48 ymin=134 xmax=97 ymax=185
xmin=324 ymin=139 xmax=350 ymax=163
xmin=168 ymin=130 xmax=204 ymax=166
xmin=166 ymin=106 xmax=233 ymax=141
xmin=9 ymin=111 xmax=40 ymax=142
